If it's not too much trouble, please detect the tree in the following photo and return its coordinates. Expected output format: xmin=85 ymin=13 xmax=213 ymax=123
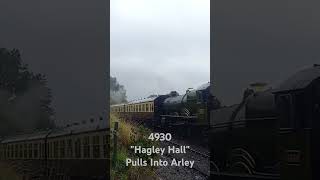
xmin=0 ymin=48 xmax=54 ymax=136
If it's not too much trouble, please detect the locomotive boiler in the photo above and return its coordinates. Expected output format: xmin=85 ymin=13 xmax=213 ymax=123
xmin=161 ymin=82 xmax=212 ymax=127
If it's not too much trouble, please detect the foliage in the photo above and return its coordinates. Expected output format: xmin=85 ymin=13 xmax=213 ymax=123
xmin=110 ymin=113 xmax=158 ymax=180
xmin=0 ymin=162 xmax=20 ymax=180
xmin=0 ymin=48 xmax=55 ymax=135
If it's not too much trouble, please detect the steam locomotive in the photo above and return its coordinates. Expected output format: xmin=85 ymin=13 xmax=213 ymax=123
xmin=111 ymin=82 xmax=220 ymax=134
xmin=210 ymin=64 xmax=320 ymax=180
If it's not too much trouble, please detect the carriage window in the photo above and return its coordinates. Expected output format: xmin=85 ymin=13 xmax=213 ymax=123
xmin=83 ymin=136 xmax=90 ymax=158
xmin=34 ymin=143 xmax=38 ymax=159
xmin=24 ymin=144 xmax=27 ymax=158
xmin=4 ymin=145 xmax=7 ymax=159
xmin=75 ymin=138 xmax=81 ymax=158
xmin=278 ymin=94 xmax=293 ymax=128
xmin=39 ymin=143 xmax=42 ymax=158
xmin=92 ymin=136 xmax=100 ymax=158
xmin=11 ymin=145 xmax=14 ymax=158
xmin=67 ymin=139 xmax=73 ymax=158
xmin=2 ymin=145 xmax=4 ymax=159
xmin=42 ymin=143 xmax=45 ymax=158
xmin=8 ymin=145 xmax=11 ymax=158
xmin=47 ymin=142 xmax=50 ymax=158
xmin=7 ymin=145 xmax=9 ymax=158
xmin=103 ymin=135 xmax=108 ymax=158
xmin=53 ymin=141 xmax=59 ymax=158
xmin=48 ymin=142 xmax=52 ymax=158
xmin=19 ymin=145 xmax=23 ymax=158
xmin=28 ymin=144 xmax=33 ymax=158
xmin=11 ymin=145 xmax=13 ymax=158
xmin=60 ymin=140 xmax=65 ymax=158
xmin=15 ymin=144 xmax=18 ymax=158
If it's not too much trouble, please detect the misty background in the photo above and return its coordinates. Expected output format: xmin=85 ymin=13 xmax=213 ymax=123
xmin=212 ymin=0 xmax=320 ymax=105
xmin=0 ymin=0 xmax=108 ymax=127
xmin=110 ymin=0 xmax=210 ymax=102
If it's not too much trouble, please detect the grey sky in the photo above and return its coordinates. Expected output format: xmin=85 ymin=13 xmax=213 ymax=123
xmin=213 ymin=0 xmax=320 ymax=105
xmin=111 ymin=0 xmax=210 ymax=101
xmin=0 ymin=0 xmax=108 ymax=125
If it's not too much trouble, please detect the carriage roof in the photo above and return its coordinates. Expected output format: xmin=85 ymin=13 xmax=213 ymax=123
xmin=1 ymin=119 xmax=108 ymax=143
xmin=1 ymin=130 xmax=50 ymax=143
xmin=127 ymin=96 xmax=158 ymax=104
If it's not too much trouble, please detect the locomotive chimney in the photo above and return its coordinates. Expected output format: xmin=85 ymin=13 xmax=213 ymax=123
xmin=249 ymin=82 xmax=268 ymax=92
xmin=169 ymin=91 xmax=179 ymax=97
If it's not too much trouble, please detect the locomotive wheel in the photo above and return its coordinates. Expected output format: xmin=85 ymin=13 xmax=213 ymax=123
xmin=227 ymin=148 xmax=256 ymax=175
xmin=210 ymin=161 xmax=220 ymax=173
xmin=229 ymin=161 xmax=253 ymax=174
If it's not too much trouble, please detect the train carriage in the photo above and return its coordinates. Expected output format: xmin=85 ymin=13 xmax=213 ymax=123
xmin=0 ymin=118 xmax=109 ymax=179
xmin=111 ymin=95 xmax=170 ymax=127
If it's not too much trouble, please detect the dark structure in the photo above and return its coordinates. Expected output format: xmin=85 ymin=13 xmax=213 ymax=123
xmin=210 ymin=65 xmax=320 ymax=180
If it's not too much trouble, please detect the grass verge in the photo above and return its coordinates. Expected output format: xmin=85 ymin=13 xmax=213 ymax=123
xmin=110 ymin=113 xmax=159 ymax=180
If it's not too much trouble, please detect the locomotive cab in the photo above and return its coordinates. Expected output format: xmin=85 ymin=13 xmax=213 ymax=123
xmin=273 ymin=65 xmax=320 ymax=180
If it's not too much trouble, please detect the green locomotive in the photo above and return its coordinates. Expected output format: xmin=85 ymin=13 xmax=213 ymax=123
xmin=111 ymin=82 xmax=221 ymax=136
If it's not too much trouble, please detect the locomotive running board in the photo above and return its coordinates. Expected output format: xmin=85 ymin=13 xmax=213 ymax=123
xmin=211 ymin=172 xmax=280 ymax=180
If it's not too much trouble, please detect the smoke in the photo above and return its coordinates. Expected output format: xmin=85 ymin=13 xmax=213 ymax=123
xmin=110 ymin=76 xmax=127 ymax=104
xmin=0 ymin=80 xmax=53 ymax=136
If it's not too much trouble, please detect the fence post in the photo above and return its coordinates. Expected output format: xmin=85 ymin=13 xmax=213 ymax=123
xmin=112 ymin=121 xmax=119 ymax=167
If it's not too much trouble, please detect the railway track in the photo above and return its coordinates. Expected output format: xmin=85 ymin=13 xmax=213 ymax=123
xmin=161 ymin=139 xmax=210 ymax=178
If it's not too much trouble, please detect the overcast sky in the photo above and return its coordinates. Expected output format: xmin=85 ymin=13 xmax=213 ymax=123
xmin=212 ymin=0 xmax=320 ymax=105
xmin=111 ymin=0 xmax=210 ymax=101
xmin=0 ymin=0 xmax=108 ymax=125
